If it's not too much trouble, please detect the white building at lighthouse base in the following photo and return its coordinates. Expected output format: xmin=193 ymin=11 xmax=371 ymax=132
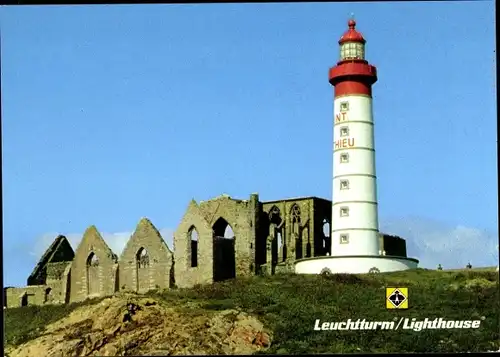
xmin=294 ymin=254 xmax=419 ymax=275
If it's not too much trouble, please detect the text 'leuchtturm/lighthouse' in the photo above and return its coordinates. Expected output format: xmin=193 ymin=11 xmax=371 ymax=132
xmin=328 ymin=19 xmax=380 ymax=257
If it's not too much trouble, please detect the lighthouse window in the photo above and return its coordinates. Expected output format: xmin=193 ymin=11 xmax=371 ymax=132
xmin=340 ymin=153 xmax=349 ymax=163
xmin=340 ymin=234 xmax=349 ymax=244
xmin=340 ymin=102 xmax=349 ymax=112
xmin=340 ymin=180 xmax=349 ymax=190
xmin=355 ymin=43 xmax=365 ymax=59
xmin=340 ymin=207 xmax=349 ymax=217
xmin=340 ymin=42 xmax=365 ymax=61
xmin=340 ymin=126 xmax=349 ymax=137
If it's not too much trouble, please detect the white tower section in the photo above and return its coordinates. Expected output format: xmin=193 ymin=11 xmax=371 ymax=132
xmin=331 ymin=96 xmax=379 ymax=256
xmin=328 ymin=19 xmax=380 ymax=257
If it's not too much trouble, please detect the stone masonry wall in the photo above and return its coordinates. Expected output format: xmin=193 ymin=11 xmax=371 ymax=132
xmin=46 ymin=262 xmax=72 ymax=304
xmin=119 ymin=218 xmax=174 ymax=293
xmin=174 ymin=194 xmax=259 ymax=289
xmin=261 ymin=198 xmax=313 ymax=268
xmin=260 ymin=197 xmax=332 ymax=274
xmin=47 ymin=262 xmax=70 ymax=280
xmin=70 ymin=226 xmax=118 ymax=303
xmin=198 ymin=194 xmax=258 ymax=280
xmin=5 ymin=286 xmax=47 ymax=308
xmin=27 ymin=236 xmax=74 ymax=286
xmin=174 ymin=200 xmax=215 ymax=288
xmin=6 ymin=194 xmax=409 ymax=309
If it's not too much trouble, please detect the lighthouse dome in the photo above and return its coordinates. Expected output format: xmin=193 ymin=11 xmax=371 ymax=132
xmin=338 ymin=19 xmax=366 ymax=61
xmin=339 ymin=19 xmax=366 ymax=44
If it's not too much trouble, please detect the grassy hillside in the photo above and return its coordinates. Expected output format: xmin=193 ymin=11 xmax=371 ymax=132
xmin=4 ymin=268 xmax=499 ymax=354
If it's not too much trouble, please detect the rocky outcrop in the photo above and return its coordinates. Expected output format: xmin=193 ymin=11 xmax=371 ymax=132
xmin=5 ymin=295 xmax=272 ymax=357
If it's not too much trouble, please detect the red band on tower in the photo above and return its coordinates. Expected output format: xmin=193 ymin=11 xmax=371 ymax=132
xmin=334 ymin=81 xmax=372 ymax=97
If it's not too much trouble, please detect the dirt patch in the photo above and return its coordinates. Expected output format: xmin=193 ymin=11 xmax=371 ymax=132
xmin=6 ymin=294 xmax=272 ymax=357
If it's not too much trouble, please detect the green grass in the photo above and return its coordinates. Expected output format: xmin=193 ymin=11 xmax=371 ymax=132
xmin=4 ymin=268 xmax=499 ymax=353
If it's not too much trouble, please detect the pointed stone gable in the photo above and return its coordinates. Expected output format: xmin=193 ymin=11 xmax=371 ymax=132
xmin=134 ymin=217 xmax=172 ymax=254
xmin=126 ymin=217 xmax=172 ymax=254
xmin=174 ymin=198 xmax=215 ymax=288
xmin=27 ymin=235 xmax=75 ymax=286
xmin=70 ymin=225 xmax=119 ymax=303
xmin=183 ymin=199 xmax=211 ymax=231
xmin=75 ymin=225 xmax=118 ymax=263
xmin=119 ymin=218 xmax=174 ymax=292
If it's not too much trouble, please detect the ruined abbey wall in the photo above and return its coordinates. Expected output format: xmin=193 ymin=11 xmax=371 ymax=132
xmin=260 ymin=197 xmax=332 ymax=274
xmin=70 ymin=226 xmax=120 ymax=303
xmin=4 ymin=193 xmax=409 ymax=309
xmin=119 ymin=218 xmax=174 ymax=293
xmin=173 ymin=194 xmax=260 ymax=288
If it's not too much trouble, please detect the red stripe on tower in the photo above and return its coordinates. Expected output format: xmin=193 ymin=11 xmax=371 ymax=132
xmin=332 ymin=80 xmax=372 ymax=97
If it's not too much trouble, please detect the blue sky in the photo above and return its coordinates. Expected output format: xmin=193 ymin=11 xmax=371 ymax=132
xmin=2 ymin=2 xmax=497 ymax=287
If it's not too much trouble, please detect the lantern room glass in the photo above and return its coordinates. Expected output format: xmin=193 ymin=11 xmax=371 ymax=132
xmin=340 ymin=42 xmax=365 ymax=61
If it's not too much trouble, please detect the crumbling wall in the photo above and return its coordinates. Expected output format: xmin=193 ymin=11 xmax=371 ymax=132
xmin=199 ymin=194 xmax=259 ymax=281
xmin=47 ymin=262 xmax=70 ymax=280
xmin=174 ymin=200 xmax=214 ymax=288
xmin=27 ymin=235 xmax=74 ymax=286
xmin=174 ymin=194 xmax=259 ymax=288
xmin=7 ymin=194 xmax=382 ymax=309
xmin=5 ymin=286 xmax=47 ymax=308
xmin=119 ymin=218 xmax=174 ymax=293
xmin=46 ymin=261 xmax=72 ymax=304
xmin=261 ymin=198 xmax=322 ymax=273
xmin=259 ymin=197 xmax=332 ymax=274
xmin=70 ymin=226 xmax=118 ymax=303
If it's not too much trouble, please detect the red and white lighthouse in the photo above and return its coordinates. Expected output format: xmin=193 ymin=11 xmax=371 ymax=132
xmin=294 ymin=19 xmax=418 ymax=274
xmin=328 ymin=19 xmax=380 ymax=257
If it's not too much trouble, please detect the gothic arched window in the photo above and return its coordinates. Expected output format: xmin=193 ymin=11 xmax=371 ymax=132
xmin=136 ymin=248 xmax=150 ymax=269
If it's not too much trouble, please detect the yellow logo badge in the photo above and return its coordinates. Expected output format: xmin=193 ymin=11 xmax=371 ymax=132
xmin=386 ymin=287 xmax=408 ymax=309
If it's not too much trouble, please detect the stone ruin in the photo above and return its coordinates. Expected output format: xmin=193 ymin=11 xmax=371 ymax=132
xmin=4 ymin=193 xmax=410 ymax=308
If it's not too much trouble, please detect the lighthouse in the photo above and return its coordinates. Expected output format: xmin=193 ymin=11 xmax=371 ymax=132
xmin=328 ymin=19 xmax=380 ymax=257
xmin=293 ymin=19 xmax=419 ymax=274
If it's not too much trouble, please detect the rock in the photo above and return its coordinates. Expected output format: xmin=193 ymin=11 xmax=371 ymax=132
xmin=6 ymin=296 xmax=272 ymax=357
xmin=253 ymin=332 xmax=271 ymax=347
xmin=101 ymin=344 xmax=119 ymax=356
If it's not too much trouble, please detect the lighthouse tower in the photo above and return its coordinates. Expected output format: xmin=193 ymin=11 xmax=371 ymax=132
xmin=328 ymin=19 xmax=380 ymax=257
xmin=293 ymin=19 xmax=418 ymax=274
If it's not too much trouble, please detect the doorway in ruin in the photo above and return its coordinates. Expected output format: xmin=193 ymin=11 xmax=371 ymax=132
xmin=306 ymin=230 xmax=312 ymax=258
xmin=64 ymin=269 xmax=72 ymax=304
xmin=212 ymin=217 xmax=236 ymax=282
xmin=44 ymin=288 xmax=52 ymax=303
xmin=136 ymin=247 xmax=150 ymax=292
xmin=277 ymin=231 xmax=286 ymax=262
xmin=291 ymin=204 xmax=302 ymax=259
xmin=21 ymin=293 xmax=28 ymax=307
xmin=322 ymin=219 xmax=331 ymax=256
xmin=269 ymin=206 xmax=284 ymax=264
xmin=86 ymin=252 xmax=100 ymax=297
